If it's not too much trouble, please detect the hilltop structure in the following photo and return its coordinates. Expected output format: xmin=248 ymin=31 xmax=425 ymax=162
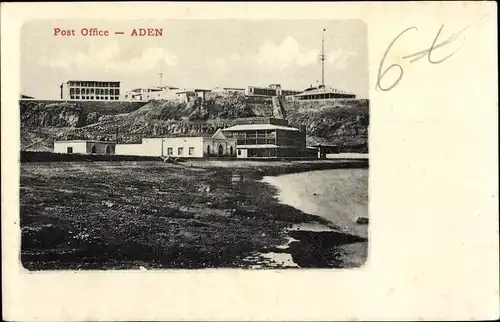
xmin=60 ymin=80 xmax=121 ymax=101
xmin=123 ymin=85 xmax=180 ymax=101
xmin=294 ymin=86 xmax=356 ymax=100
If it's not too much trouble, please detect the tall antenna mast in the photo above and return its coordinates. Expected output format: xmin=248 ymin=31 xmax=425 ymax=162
xmin=320 ymin=28 xmax=327 ymax=87
xmin=158 ymin=61 xmax=164 ymax=87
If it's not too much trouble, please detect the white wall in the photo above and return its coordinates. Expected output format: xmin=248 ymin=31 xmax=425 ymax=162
xmin=54 ymin=141 xmax=87 ymax=154
xmin=114 ymin=137 xmax=236 ymax=157
xmin=139 ymin=138 xmax=163 ymax=156
xmin=116 ymin=139 xmax=162 ymax=156
xmin=115 ymin=144 xmax=144 ymax=156
xmin=162 ymin=137 xmax=204 ymax=158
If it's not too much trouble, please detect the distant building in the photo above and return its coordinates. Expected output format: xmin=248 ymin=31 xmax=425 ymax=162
xmin=123 ymin=85 xmax=180 ymax=101
xmin=115 ymin=130 xmax=236 ymax=158
xmin=60 ymin=80 xmax=121 ymax=101
xmin=307 ymin=144 xmax=340 ymax=159
xmin=221 ymin=118 xmax=307 ymax=158
xmin=20 ymin=94 xmax=34 ymax=99
xmin=245 ymin=84 xmax=302 ymax=97
xmin=176 ymin=89 xmax=212 ymax=103
xmin=211 ymin=87 xmax=246 ymax=96
xmin=54 ymin=140 xmax=116 ymax=154
xmin=293 ymin=85 xmax=356 ymax=100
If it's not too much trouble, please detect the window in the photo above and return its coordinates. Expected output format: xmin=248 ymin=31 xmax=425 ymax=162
xmin=70 ymin=96 xmax=74 ymax=99
xmin=237 ymin=149 xmax=241 ymax=156
xmin=189 ymin=147 xmax=194 ymax=155
xmin=167 ymin=147 xmax=173 ymax=155
xmin=91 ymin=145 xmax=97 ymax=154
xmin=67 ymin=147 xmax=73 ymax=154
xmin=178 ymin=147 xmax=183 ymax=155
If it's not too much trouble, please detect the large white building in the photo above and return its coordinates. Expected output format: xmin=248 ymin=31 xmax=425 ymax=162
xmin=115 ymin=130 xmax=236 ymax=158
xmin=60 ymin=80 xmax=121 ymax=101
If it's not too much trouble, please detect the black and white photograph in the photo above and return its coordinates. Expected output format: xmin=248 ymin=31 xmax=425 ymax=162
xmin=19 ymin=19 xmax=369 ymax=270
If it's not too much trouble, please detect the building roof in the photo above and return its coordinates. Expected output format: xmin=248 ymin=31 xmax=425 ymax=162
xmin=213 ymin=87 xmax=245 ymax=91
xmin=212 ymin=129 xmax=228 ymax=140
xmin=54 ymin=140 xmax=116 ymax=144
xmin=295 ymin=86 xmax=354 ymax=96
xmin=65 ymin=80 xmax=121 ymax=84
xmin=222 ymin=124 xmax=301 ymax=132
xmin=127 ymin=86 xmax=179 ymax=93
xmin=142 ymin=136 xmax=209 ymax=141
xmin=237 ymin=144 xmax=299 ymax=149
xmin=308 ymin=144 xmax=339 ymax=148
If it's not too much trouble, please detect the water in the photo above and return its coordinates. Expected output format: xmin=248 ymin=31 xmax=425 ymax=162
xmin=263 ymin=169 xmax=368 ymax=238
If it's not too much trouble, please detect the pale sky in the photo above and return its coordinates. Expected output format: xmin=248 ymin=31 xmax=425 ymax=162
xmin=21 ymin=19 xmax=368 ymax=99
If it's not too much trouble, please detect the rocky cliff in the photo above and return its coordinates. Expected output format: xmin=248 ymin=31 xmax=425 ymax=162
xmin=20 ymin=96 xmax=369 ymax=152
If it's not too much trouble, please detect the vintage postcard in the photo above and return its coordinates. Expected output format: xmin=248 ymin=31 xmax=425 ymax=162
xmin=18 ymin=19 xmax=369 ymax=270
xmin=2 ymin=2 xmax=498 ymax=321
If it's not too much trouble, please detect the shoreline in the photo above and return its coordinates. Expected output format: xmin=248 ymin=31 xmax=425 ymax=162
xmin=259 ymin=167 xmax=368 ymax=268
xmin=20 ymin=159 xmax=368 ymax=269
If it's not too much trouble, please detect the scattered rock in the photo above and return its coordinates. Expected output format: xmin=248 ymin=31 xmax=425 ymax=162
xmin=102 ymin=200 xmax=114 ymax=208
xmin=356 ymin=217 xmax=369 ymax=225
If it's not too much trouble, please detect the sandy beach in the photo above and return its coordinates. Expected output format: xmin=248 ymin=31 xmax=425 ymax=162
xmin=20 ymin=159 xmax=368 ymax=269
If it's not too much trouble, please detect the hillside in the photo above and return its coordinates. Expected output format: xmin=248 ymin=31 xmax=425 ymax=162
xmin=20 ymin=96 xmax=369 ymax=152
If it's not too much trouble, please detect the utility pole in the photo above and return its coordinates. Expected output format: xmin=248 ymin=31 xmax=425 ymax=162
xmin=320 ymin=28 xmax=327 ymax=87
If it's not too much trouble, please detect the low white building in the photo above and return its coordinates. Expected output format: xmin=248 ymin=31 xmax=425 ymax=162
xmin=123 ymin=86 xmax=181 ymax=101
xmin=115 ymin=130 xmax=236 ymax=158
xmin=54 ymin=140 xmax=116 ymax=154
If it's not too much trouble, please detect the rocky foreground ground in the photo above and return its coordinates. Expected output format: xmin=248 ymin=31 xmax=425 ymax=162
xmin=20 ymin=159 xmax=368 ymax=270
